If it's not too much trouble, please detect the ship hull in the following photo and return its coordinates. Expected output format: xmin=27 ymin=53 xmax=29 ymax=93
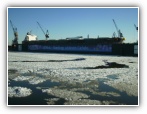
xmin=22 ymin=37 xmax=124 ymax=54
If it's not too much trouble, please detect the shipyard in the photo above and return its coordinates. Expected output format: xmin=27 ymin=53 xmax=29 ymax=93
xmin=8 ymin=7 xmax=139 ymax=106
xmin=8 ymin=19 xmax=138 ymax=56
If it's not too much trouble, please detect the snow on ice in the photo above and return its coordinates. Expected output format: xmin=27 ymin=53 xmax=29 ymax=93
xmin=8 ymin=52 xmax=138 ymax=104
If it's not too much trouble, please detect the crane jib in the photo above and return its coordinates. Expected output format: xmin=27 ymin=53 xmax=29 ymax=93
xmin=37 ymin=21 xmax=49 ymax=40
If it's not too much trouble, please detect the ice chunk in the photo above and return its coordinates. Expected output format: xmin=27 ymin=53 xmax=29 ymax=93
xmin=13 ymin=76 xmax=34 ymax=81
xmin=43 ymin=88 xmax=89 ymax=101
xmin=28 ymin=77 xmax=46 ymax=85
xmin=8 ymin=86 xmax=32 ymax=97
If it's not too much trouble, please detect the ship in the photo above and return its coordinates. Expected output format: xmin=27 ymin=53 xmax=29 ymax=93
xmin=22 ymin=32 xmax=125 ymax=54
xmin=21 ymin=19 xmax=127 ymax=53
xmin=9 ymin=20 xmax=138 ymax=56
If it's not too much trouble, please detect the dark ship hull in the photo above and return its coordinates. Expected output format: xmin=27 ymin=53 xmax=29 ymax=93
xmin=22 ymin=37 xmax=125 ymax=54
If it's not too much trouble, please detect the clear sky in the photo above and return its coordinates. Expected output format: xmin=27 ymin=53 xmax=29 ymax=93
xmin=8 ymin=7 xmax=138 ymax=45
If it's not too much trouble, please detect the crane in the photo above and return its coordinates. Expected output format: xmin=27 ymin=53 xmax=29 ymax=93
xmin=112 ymin=19 xmax=123 ymax=38
xmin=112 ymin=32 xmax=117 ymax=38
xmin=37 ymin=21 xmax=49 ymax=40
xmin=134 ymin=24 xmax=138 ymax=32
xmin=10 ymin=20 xmax=18 ymax=45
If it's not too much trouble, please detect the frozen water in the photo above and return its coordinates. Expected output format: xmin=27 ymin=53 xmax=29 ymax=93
xmin=42 ymin=88 xmax=89 ymax=101
xmin=8 ymin=86 xmax=32 ymax=97
xmin=8 ymin=52 xmax=138 ymax=105
xmin=13 ymin=76 xmax=34 ymax=81
xmin=28 ymin=77 xmax=46 ymax=85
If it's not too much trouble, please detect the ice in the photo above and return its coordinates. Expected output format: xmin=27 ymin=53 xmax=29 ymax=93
xmin=13 ymin=76 xmax=34 ymax=81
xmin=64 ymin=99 xmax=102 ymax=105
xmin=8 ymin=52 xmax=138 ymax=82
xmin=64 ymin=99 xmax=117 ymax=105
xmin=8 ymin=52 xmax=138 ymax=103
xmin=45 ymin=98 xmax=60 ymax=105
xmin=28 ymin=77 xmax=46 ymax=85
xmin=42 ymin=88 xmax=89 ymax=101
xmin=8 ymin=86 xmax=32 ymax=97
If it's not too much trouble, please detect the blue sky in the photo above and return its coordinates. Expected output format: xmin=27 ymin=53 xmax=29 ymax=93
xmin=8 ymin=7 xmax=138 ymax=45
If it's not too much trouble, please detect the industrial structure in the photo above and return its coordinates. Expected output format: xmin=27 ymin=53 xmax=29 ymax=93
xmin=37 ymin=21 xmax=49 ymax=40
xmin=112 ymin=19 xmax=124 ymax=38
xmin=23 ymin=31 xmax=37 ymax=41
xmin=9 ymin=19 xmax=138 ymax=56
xmin=134 ymin=24 xmax=138 ymax=32
xmin=10 ymin=20 xmax=18 ymax=50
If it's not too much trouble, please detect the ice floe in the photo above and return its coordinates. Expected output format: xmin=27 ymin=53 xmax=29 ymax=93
xmin=8 ymin=86 xmax=32 ymax=97
xmin=64 ymin=99 xmax=117 ymax=105
xmin=13 ymin=76 xmax=34 ymax=81
xmin=28 ymin=77 xmax=46 ymax=85
xmin=45 ymin=98 xmax=60 ymax=105
xmin=42 ymin=88 xmax=89 ymax=101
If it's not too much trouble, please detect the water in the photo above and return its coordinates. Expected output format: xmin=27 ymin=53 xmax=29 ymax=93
xmin=8 ymin=76 xmax=138 ymax=105
xmin=97 ymin=81 xmax=138 ymax=105
xmin=8 ymin=80 xmax=63 ymax=105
